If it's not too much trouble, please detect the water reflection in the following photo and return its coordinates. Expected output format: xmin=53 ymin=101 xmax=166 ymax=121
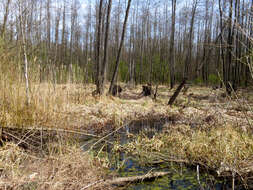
xmin=127 ymin=166 xmax=233 ymax=190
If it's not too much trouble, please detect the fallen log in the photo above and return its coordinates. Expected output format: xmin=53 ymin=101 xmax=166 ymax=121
xmin=168 ymin=78 xmax=187 ymax=106
xmin=104 ymin=171 xmax=170 ymax=185
xmin=81 ymin=171 xmax=170 ymax=189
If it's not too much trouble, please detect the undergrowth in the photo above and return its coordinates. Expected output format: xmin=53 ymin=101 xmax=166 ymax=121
xmin=0 ymin=141 xmax=113 ymax=190
xmin=120 ymin=124 xmax=253 ymax=178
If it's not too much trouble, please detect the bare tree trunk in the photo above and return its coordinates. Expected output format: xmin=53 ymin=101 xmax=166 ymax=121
xmin=69 ymin=0 xmax=78 ymax=83
xmin=184 ymin=0 xmax=198 ymax=79
xmin=129 ymin=21 xmax=135 ymax=87
xmin=246 ymin=0 xmax=253 ymax=86
xmin=219 ymin=0 xmax=226 ymax=88
xmin=109 ymin=0 xmax=132 ymax=94
xmin=233 ymin=0 xmax=240 ymax=89
xmin=46 ymin=0 xmax=52 ymax=82
xmin=1 ymin=0 xmax=11 ymax=38
xmin=53 ymin=6 xmax=61 ymax=84
xmin=169 ymin=0 xmax=176 ymax=89
xmin=18 ymin=0 xmax=30 ymax=105
xmin=95 ymin=0 xmax=104 ymax=94
xmin=61 ymin=0 xmax=66 ymax=65
xmin=84 ymin=1 xmax=92 ymax=84
xmin=226 ymin=0 xmax=234 ymax=94
xmin=99 ymin=0 xmax=112 ymax=94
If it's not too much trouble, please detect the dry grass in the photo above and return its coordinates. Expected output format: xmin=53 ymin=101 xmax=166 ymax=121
xmin=0 ymin=142 xmax=114 ymax=190
xmin=118 ymin=87 xmax=253 ymax=181
xmin=1 ymin=82 xmax=253 ymax=188
xmin=1 ymin=46 xmax=253 ymax=188
xmin=0 ymin=48 xmax=179 ymax=189
xmin=122 ymin=125 xmax=253 ymax=175
xmin=0 ymin=82 xmax=175 ymax=131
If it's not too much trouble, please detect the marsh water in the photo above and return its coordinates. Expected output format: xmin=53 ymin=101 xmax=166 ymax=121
xmin=81 ymin=119 xmax=247 ymax=190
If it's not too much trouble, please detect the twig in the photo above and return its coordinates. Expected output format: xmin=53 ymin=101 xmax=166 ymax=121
xmin=2 ymin=131 xmax=37 ymax=149
xmin=3 ymin=126 xmax=100 ymax=138
xmin=80 ymin=179 xmax=105 ymax=190
xmin=228 ymin=83 xmax=253 ymax=129
xmin=88 ymin=121 xmax=131 ymax=151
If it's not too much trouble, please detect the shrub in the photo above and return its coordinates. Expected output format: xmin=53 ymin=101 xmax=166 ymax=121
xmin=194 ymin=77 xmax=203 ymax=85
xmin=208 ymin=74 xmax=219 ymax=85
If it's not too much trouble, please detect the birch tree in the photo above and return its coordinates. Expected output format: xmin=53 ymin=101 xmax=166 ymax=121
xmin=18 ymin=0 xmax=30 ymax=105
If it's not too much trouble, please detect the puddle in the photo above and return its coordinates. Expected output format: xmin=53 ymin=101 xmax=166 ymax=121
xmin=81 ymin=119 xmax=249 ymax=190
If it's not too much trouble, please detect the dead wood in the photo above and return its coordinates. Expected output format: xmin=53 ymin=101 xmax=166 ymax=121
xmin=153 ymin=85 xmax=159 ymax=100
xmin=168 ymin=78 xmax=187 ymax=106
xmin=112 ymin=85 xmax=122 ymax=96
xmin=2 ymin=126 xmax=99 ymax=138
xmin=0 ymin=126 xmax=100 ymax=150
xmin=182 ymin=85 xmax=189 ymax=95
xmin=212 ymin=86 xmax=219 ymax=90
xmin=104 ymin=171 xmax=170 ymax=185
xmin=141 ymin=84 xmax=152 ymax=96
xmin=81 ymin=171 xmax=170 ymax=189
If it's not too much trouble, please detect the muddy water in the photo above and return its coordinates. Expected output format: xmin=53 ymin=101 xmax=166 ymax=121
xmin=81 ymin=119 xmax=246 ymax=190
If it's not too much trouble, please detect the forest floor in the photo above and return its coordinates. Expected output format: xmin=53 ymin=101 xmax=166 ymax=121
xmin=0 ymin=83 xmax=253 ymax=189
xmin=2 ymin=83 xmax=253 ymax=132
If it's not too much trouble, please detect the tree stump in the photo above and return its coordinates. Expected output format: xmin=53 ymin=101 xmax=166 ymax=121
xmin=141 ymin=83 xmax=152 ymax=96
xmin=112 ymin=85 xmax=122 ymax=96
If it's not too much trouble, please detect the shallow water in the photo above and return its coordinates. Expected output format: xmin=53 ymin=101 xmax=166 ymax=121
xmin=81 ymin=119 xmax=248 ymax=190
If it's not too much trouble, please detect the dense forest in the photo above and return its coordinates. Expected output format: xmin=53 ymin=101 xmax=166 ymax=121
xmin=0 ymin=0 xmax=253 ymax=189
xmin=0 ymin=0 xmax=252 ymax=92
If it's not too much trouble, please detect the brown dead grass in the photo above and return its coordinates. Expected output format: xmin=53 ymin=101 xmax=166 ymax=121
xmin=0 ymin=142 xmax=113 ymax=190
xmin=1 ymin=82 xmax=253 ymax=133
xmin=2 ymin=37 xmax=252 ymax=189
xmin=0 ymin=83 xmax=176 ymax=131
xmin=1 ymin=81 xmax=253 ymax=189
xmin=123 ymin=124 xmax=253 ymax=175
xmin=113 ymin=86 xmax=253 ymax=183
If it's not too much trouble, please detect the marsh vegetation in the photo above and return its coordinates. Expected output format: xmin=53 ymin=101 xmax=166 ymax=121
xmin=0 ymin=0 xmax=253 ymax=189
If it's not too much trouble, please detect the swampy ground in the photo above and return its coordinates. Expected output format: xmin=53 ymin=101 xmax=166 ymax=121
xmin=0 ymin=83 xmax=253 ymax=189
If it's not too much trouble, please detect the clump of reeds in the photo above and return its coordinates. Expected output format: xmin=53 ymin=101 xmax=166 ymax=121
xmin=121 ymin=124 xmax=253 ymax=177
xmin=0 ymin=46 xmax=86 ymax=128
